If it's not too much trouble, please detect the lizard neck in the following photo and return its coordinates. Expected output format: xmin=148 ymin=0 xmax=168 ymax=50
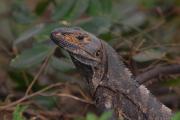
xmin=102 ymin=41 xmax=137 ymax=83
xmin=71 ymin=40 xmax=138 ymax=93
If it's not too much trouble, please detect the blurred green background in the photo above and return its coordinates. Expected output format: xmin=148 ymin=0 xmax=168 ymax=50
xmin=0 ymin=0 xmax=180 ymax=120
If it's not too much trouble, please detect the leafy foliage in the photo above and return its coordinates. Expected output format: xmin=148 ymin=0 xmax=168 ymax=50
xmin=171 ymin=112 xmax=180 ymax=120
xmin=0 ymin=0 xmax=179 ymax=119
xmin=13 ymin=105 xmax=27 ymax=120
xmin=132 ymin=49 xmax=166 ymax=62
xmin=77 ymin=111 xmax=112 ymax=120
xmin=10 ymin=45 xmax=52 ymax=69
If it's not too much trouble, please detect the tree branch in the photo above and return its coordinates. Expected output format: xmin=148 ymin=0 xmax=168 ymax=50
xmin=136 ymin=64 xmax=180 ymax=84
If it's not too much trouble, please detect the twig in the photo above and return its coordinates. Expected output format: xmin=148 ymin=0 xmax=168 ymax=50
xmin=128 ymin=20 xmax=165 ymax=42
xmin=136 ymin=64 xmax=180 ymax=84
xmin=4 ymin=107 xmax=80 ymax=119
xmin=25 ymin=47 xmax=55 ymax=96
xmin=66 ymin=83 xmax=91 ymax=101
xmin=39 ymin=93 xmax=94 ymax=104
xmin=140 ymin=43 xmax=180 ymax=51
xmin=0 ymin=83 xmax=64 ymax=110
xmin=4 ymin=108 xmax=48 ymax=120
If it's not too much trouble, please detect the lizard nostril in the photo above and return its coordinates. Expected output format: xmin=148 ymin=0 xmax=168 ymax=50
xmin=51 ymin=31 xmax=58 ymax=35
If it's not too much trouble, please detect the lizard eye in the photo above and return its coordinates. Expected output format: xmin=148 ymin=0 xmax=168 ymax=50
xmin=76 ymin=35 xmax=84 ymax=41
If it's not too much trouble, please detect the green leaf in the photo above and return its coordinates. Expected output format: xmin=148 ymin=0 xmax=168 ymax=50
xmin=171 ymin=112 xmax=180 ymax=120
xmin=99 ymin=111 xmax=112 ymax=120
xmin=140 ymin=0 xmax=156 ymax=8
xmin=99 ymin=0 xmax=112 ymax=13
xmin=10 ymin=45 xmax=53 ymax=69
xmin=8 ymin=70 xmax=43 ymax=91
xmin=50 ymin=57 xmax=75 ymax=72
xmin=87 ymin=0 xmax=112 ymax=16
xmin=175 ymin=0 xmax=180 ymax=6
xmin=34 ymin=23 xmax=60 ymax=41
xmin=9 ymin=71 xmax=33 ymax=90
xmin=133 ymin=49 xmax=166 ymax=62
xmin=162 ymin=77 xmax=180 ymax=87
xmin=87 ymin=0 xmax=102 ymax=16
xmin=35 ymin=0 xmax=51 ymax=15
xmin=13 ymin=105 xmax=27 ymax=120
xmin=99 ymin=32 xmax=113 ymax=42
xmin=12 ymin=1 xmax=34 ymax=24
xmin=33 ymin=96 xmax=57 ymax=109
xmin=64 ymin=0 xmax=89 ymax=20
xmin=76 ymin=16 xmax=112 ymax=35
xmin=14 ymin=24 xmax=45 ymax=45
xmin=52 ymin=0 xmax=76 ymax=20
xmin=86 ymin=113 xmax=97 ymax=120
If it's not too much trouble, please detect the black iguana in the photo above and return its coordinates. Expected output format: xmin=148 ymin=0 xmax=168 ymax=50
xmin=50 ymin=27 xmax=172 ymax=120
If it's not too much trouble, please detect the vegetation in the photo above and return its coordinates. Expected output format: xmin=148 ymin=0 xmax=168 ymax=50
xmin=0 ymin=0 xmax=179 ymax=119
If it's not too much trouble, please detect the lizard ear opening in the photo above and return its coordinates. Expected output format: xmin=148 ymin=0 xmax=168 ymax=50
xmin=95 ymin=50 xmax=101 ymax=57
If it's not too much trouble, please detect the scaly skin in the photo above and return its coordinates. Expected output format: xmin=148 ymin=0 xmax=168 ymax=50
xmin=50 ymin=27 xmax=172 ymax=120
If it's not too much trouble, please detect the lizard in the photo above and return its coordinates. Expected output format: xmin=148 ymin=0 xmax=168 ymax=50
xmin=50 ymin=27 xmax=172 ymax=120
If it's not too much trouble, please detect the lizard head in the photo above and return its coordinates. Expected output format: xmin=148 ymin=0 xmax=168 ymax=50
xmin=50 ymin=27 xmax=104 ymax=66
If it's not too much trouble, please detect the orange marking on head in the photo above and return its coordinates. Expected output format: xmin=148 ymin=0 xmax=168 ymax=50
xmin=64 ymin=35 xmax=80 ymax=46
